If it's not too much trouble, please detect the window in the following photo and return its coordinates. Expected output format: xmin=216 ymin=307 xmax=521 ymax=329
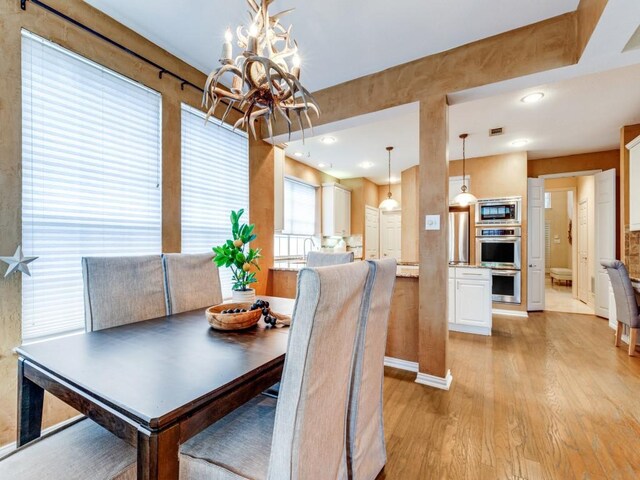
xmin=181 ymin=104 xmax=249 ymax=295
xmin=21 ymin=30 xmax=162 ymax=341
xmin=545 ymin=192 xmax=552 ymax=209
xmin=274 ymin=177 xmax=317 ymax=258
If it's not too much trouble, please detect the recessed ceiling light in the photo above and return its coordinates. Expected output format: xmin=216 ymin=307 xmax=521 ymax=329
xmin=510 ymin=139 xmax=530 ymax=147
xmin=318 ymin=163 xmax=326 ymax=168
xmin=520 ymin=92 xmax=544 ymax=104
xmin=358 ymin=161 xmax=374 ymax=169
xmin=320 ymin=136 xmax=337 ymax=145
xmin=294 ymin=152 xmax=303 ymax=157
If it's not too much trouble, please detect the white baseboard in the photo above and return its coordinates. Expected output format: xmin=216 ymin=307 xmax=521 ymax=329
xmin=0 ymin=415 xmax=84 ymax=459
xmin=415 ymin=369 xmax=453 ymax=390
xmin=449 ymin=323 xmax=492 ymax=336
xmin=492 ymin=308 xmax=529 ymax=318
xmin=384 ymin=356 xmax=418 ymax=373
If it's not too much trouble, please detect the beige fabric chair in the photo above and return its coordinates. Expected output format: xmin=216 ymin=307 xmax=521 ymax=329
xmin=347 ymin=259 xmax=397 ymax=480
xmin=82 ymin=255 xmax=167 ymax=331
xmin=602 ymin=260 xmax=639 ymax=356
xmin=0 ymin=419 xmax=135 ymax=480
xmin=306 ymin=251 xmax=354 ymax=267
xmin=179 ymin=261 xmax=372 ymax=480
xmin=162 ymin=253 xmax=223 ymax=314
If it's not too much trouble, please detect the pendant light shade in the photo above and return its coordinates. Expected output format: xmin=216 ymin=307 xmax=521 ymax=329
xmin=379 ymin=146 xmax=400 ymax=211
xmin=452 ymin=133 xmax=478 ymax=207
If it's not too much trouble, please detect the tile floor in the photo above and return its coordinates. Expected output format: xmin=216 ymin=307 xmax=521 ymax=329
xmin=544 ymin=276 xmax=594 ymax=315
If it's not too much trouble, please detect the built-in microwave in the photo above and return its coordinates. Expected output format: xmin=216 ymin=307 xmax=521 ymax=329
xmin=476 ymin=227 xmax=522 ymax=269
xmin=476 ymin=197 xmax=522 ymax=226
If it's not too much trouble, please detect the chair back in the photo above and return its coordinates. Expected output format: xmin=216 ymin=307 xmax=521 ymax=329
xmin=306 ymin=251 xmax=354 ymax=267
xmin=162 ymin=253 xmax=223 ymax=314
xmin=347 ymin=259 xmax=397 ymax=480
xmin=82 ymin=255 xmax=167 ymax=331
xmin=602 ymin=260 xmax=639 ymax=328
xmin=268 ymin=261 xmax=372 ymax=480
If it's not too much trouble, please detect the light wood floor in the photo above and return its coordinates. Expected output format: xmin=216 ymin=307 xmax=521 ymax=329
xmin=381 ymin=312 xmax=640 ymax=480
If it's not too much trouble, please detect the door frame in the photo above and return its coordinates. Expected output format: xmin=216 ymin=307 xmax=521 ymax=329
xmin=577 ymin=198 xmax=590 ymax=306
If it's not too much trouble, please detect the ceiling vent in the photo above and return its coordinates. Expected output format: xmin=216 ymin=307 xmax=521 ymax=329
xmin=489 ymin=127 xmax=504 ymax=137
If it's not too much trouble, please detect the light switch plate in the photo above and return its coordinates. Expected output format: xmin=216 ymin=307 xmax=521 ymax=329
xmin=425 ymin=214 xmax=440 ymax=230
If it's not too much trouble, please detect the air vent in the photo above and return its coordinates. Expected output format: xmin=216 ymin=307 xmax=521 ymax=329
xmin=489 ymin=127 xmax=504 ymax=137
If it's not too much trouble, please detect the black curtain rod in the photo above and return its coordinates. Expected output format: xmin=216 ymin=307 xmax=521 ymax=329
xmin=20 ymin=0 xmax=243 ymax=115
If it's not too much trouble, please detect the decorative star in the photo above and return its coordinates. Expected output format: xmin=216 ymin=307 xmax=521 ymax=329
xmin=0 ymin=245 xmax=38 ymax=278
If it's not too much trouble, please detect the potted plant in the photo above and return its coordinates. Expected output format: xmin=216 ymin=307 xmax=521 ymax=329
xmin=212 ymin=209 xmax=261 ymax=303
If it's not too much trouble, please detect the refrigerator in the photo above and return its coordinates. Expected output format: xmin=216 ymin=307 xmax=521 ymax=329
xmin=449 ymin=208 xmax=470 ymax=265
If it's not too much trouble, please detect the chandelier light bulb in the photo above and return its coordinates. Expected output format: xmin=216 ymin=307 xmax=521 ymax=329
xmin=249 ymin=23 xmax=258 ymax=37
xmin=292 ymin=54 xmax=301 ymax=68
xmin=224 ymin=28 xmax=233 ymax=43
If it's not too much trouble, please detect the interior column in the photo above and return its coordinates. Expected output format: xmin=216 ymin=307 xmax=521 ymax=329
xmin=417 ymin=95 xmax=451 ymax=389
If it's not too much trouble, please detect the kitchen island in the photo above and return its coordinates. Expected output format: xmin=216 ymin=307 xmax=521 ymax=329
xmin=269 ymin=262 xmax=493 ymax=369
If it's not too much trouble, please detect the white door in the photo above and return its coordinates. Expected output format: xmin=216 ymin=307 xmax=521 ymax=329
xmin=577 ymin=200 xmax=589 ymax=304
xmin=527 ymin=178 xmax=545 ymax=311
xmin=594 ymin=169 xmax=616 ymax=318
xmin=364 ymin=206 xmax=380 ymax=259
xmin=455 ymin=279 xmax=491 ymax=327
xmin=380 ymin=210 xmax=402 ymax=259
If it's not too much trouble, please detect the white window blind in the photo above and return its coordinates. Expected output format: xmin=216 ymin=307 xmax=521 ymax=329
xmin=283 ymin=177 xmax=316 ymax=236
xmin=181 ymin=104 xmax=249 ymax=296
xmin=21 ymin=30 xmax=162 ymax=341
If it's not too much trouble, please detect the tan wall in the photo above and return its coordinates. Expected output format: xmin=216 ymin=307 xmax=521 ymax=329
xmin=284 ymin=156 xmax=338 ymax=186
xmin=341 ymin=178 xmax=380 ymax=254
xmin=400 ymin=167 xmax=419 ymax=263
xmin=545 ymin=191 xmax=572 ymax=270
xmin=0 ymin=0 xmax=241 ymax=446
xmin=450 ymin=152 xmax=529 ymax=311
xmin=377 ymin=184 xmax=402 ymax=206
xmin=577 ymin=176 xmax=596 ymax=307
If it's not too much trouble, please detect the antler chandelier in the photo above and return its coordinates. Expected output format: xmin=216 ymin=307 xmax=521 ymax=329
xmin=204 ymin=0 xmax=320 ymax=140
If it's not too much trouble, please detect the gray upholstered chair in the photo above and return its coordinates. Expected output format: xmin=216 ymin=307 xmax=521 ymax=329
xmin=602 ymin=260 xmax=639 ymax=356
xmin=179 ymin=261 xmax=373 ymax=479
xmin=0 ymin=418 xmax=135 ymax=479
xmin=82 ymin=255 xmax=167 ymax=332
xmin=162 ymin=253 xmax=223 ymax=314
xmin=347 ymin=258 xmax=397 ymax=480
xmin=306 ymin=250 xmax=354 ymax=267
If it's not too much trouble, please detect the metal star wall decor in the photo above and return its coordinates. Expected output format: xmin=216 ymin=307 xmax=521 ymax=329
xmin=0 ymin=245 xmax=38 ymax=278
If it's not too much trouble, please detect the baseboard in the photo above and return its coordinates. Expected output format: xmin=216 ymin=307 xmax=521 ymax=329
xmin=449 ymin=323 xmax=492 ymax=336
xmin=0 ymin=415 xmax=84 ymax=459
xmin=415 ymin=369 xmax=453 ymax=391
xmin=384 ymin=356 xmax=419 ymax=373
xmin=492 ymin=308 xmax=529 ymax=318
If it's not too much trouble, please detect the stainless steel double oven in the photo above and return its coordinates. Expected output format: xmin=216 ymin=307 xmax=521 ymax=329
xmin=476 ymin=197 xmax=522 ymax=304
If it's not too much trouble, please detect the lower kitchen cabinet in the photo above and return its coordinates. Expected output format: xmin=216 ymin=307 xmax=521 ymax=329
xmin=448 ymin=267 xmax=493 ymax=336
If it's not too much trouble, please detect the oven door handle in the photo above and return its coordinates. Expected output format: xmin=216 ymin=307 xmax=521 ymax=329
xmin=491 ymin=270 xmax=520 ymax=277
xmin=477 ymin=237 xmax=520 ymax=242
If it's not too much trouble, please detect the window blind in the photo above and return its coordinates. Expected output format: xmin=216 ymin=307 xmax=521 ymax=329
xmin=21 ymin=30 xmax=162 ymax=341
xmin=283 ymin=177 xmax=316 ymax=236
xmin=180 ymin=104 xmax=249 ymax=296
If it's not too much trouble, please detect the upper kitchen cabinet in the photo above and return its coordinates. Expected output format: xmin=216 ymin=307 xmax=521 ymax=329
xmin=627 ymin=135 xmax=640 ymax=231
xmin=322 ymin=183 xmax=351 ymax=237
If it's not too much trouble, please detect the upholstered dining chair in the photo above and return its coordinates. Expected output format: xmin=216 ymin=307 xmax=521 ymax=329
xmin=306 ymin=250 xmax=354 ymax=267
xmin=0 ymin=418 xmax=135 ymax=479
xmin=602 ymin=260 xmax=639 ymax=356
xmin=347 ymin=258 xmax=397 ymax=480
xmin=162 ymin=253 xmax=223 ymax=314
xmin=82 ymin=255 xmax=167 ymax=331
xmin=178 ymin=261 xmax=373 ymax=479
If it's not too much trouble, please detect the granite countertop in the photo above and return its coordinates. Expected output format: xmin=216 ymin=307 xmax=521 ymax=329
xmin=448 ymin=264 xmax=492 ymax=269
xmin=271 ymin=261 xmax=491 ymax=278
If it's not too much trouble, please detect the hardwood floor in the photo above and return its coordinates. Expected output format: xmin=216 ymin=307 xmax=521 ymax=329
xmin=380 ymin=312 xmax=640 ymax=480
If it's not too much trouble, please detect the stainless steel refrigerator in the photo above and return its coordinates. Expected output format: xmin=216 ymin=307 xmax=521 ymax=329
xmin=449 ymin=208 xmax=470 ymax=265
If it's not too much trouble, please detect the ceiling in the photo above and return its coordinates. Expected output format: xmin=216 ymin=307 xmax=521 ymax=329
xmin=84 ymin=0 xmax=579 ymax=92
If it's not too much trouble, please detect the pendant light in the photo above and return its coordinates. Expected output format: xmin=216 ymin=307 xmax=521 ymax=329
xmin=379 ymin=146 xmax=400 ymax=211
xmin=453 ymin=133 xmax=478 ymax=207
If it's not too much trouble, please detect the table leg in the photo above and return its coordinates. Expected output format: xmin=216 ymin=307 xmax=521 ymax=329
xmin=17 ymin=358 xmax=44 ymax=446
xmin=137 ymin=424 xmax=180 ymax=480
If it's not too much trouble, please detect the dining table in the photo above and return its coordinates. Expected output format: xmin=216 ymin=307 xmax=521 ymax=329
xmin=15 ymin=296 xmax=295 ymax=480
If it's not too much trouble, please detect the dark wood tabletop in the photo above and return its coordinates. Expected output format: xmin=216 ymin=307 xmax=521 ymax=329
xmin=16 ymin=296 xmax=294 ymax=480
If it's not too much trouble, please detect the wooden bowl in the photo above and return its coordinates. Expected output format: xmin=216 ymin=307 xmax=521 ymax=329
xmin=206 ymin=302 xmax=262 ymax=331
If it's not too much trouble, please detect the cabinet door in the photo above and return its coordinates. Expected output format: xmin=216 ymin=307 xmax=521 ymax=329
xmin=455 ymin=279 xmax=491 ymax=327
xmin=343 ymin=190 xmax=351 ymax=237
xmin=336 ymin=188 xmax=347 ymax=236
xmin=448 ymin=277 xmax=456 ymax=323
xmin=630 ymin=143 xmax=640 ymax=231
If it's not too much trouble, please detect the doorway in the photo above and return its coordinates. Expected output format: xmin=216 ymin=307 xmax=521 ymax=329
xmin=380 ymin=210 xmax=402 ymax=260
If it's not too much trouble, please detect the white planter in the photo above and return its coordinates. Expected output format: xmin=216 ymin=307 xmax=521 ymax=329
xmin=232 ymin=288 xmax=256 ymax=304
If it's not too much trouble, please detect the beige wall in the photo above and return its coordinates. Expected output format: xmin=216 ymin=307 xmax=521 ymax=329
xmin=400 ymin=167 xmax=419 ymax=263
xmin=284 ymin=156 xmax=339 ymax=186
xmin=545 ymin=191 xmax=572 ymax=270
xmin=341 ymin=178 xmax=379 ymax=254
xmin=577 ymin=176 xmax=596 ymax=307
xmin=377 ymin=184 xmax=402 ymax=207
xmin=0 ymin=0 xmax=242 ymax=446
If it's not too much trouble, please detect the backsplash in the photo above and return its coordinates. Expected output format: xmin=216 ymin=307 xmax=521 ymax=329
xmin=625 ymin=226 xmax=640 ymax=280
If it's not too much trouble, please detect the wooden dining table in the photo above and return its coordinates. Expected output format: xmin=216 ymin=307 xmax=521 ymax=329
xmin=15 ymin=296 xmax=294 ymax=480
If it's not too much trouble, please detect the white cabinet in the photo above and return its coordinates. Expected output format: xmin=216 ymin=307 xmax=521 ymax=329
xmin=448 ymin=267 xmax=492 ymax=335
xmin=322 ymin=183 xmax=351 ymax=237
xmin=626 ymin=135 xmax=640 ymax=231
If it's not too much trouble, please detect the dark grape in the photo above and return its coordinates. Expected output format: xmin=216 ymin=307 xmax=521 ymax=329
xmin=262 ymin=308 xmax=269 ymax=316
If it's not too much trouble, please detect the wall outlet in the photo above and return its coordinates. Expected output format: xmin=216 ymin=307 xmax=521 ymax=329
xmin=425 ymin=215 xmax=440 ymax=231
